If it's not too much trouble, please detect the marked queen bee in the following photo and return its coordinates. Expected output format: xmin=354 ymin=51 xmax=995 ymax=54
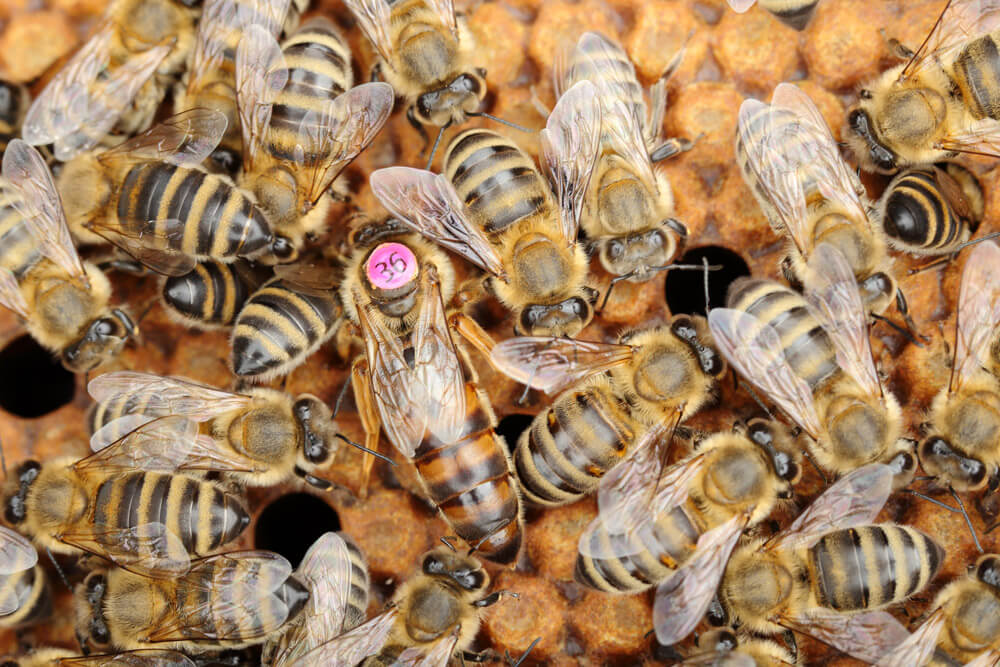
xmin=370 ymin=79 xmax=602 ymax=338
xmin=846 ymin=0 xmax=1000 ymax=173
xmin=0 ymin=140 xmax=136 ymax=372
xmin=708 ymin=242 xmax=916 ymax=485
xmin=654 ymin=464 xmax=943 ymax=664
xmin=0 ymin=525 xmax=50 ymax=630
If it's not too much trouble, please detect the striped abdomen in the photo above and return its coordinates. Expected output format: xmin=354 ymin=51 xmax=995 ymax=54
xmin=513 ymin=384 xmax=634 ymax=507
xmin=952 ymin=33 xmax=1000 ymax=121
xmin=412 ymin=383 xmax=522 ymax=564
xmin=341 ymin=535 xmax=369 ymax=631
xmin=162 ymin=259 xmax=261 ymax=328
xmin=116 ymin=162 xmax=273 ymax=260
xmin=0 ymin=82 xmax=26 ymax=155
xmin=443 ymin=129 xmax=554 ymax=235
xmin=882 ymin=167 xmax=971 ymax=254
xmin=576 ymin=503 xmax=700 ymax=593
xmin=0 ymin=564 xmax=50 ymax=628
xmin=267 ymin=18 xmax=352 ymax=164
xmin=231 ymin=278 xmax=340 ymax=379
xmin=86 ymin=387 xmax=165 ymax=440
xmin=0 ymin=183 xmax=42 ymax=280
xmin=91 ymin=472 xmax=249 ymax=556
xmin=727 ymin=278 xmax=838 ymax=391
xmin=809 ymin=524 xmax=944 ymax=612
xmin=759 ymin=0 xmax=819 ymax=30
xmin=385 ymin=0 xmax=458 ymax=89
xmin=563 ymin=33 xmax=646 ymax=139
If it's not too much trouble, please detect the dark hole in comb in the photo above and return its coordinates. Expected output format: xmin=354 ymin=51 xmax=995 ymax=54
xmin=497 ymin=413 xmax=534 ymax=447
xmin=0 ymin=335 xmax=75 ymax=418
xmin=255 ymin=492 xmax=341 ymax=568
xmin=664 ymin=246 xmax=751 ymax=316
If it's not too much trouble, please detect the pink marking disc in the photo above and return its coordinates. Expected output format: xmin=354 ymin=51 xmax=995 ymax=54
xmin=366 ymin=242 xmax=418 ymax=290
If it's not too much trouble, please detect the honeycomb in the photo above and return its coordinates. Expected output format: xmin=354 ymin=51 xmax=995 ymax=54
xmin=0 ymin=0 xmax=988 ymax=665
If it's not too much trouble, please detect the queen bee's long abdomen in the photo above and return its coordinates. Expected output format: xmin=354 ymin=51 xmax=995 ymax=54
xmin=412 ymin=382 xmax=522 ymax=564
xmin=443 ymin=129 xmax=554 ymax=235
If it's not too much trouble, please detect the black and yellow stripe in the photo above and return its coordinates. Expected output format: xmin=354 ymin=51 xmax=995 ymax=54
xmin=563 ymin=33 xmax=645 ymax=133
xmin=0 ymin=183 xmax=42 ymax=281
xmin=953 ymin=34 xmax=1000 ymax=121
xmin=342 ymin=534 xmax=369 ymax=632
xmin=882 ymin=166 xmax=972 ymax=254
xmin=443 ymin=129 xmax=553 ymax=235
xmin=0 ymin=564 xmax=51 ymax=628
xmin=162 ymin=259 xmax=260 ymax=328
xmin=809 ymin=524 xmax=944 ymax=612
xmin=116 ymin=162 xmax=273 ymax=260
xmin=231 ymin=278 xmax=340 ymax=379
xmin=384 ymin=0 xmax=461 ymax=89
xmin=759 ymin=0 xmax=819 ymax=30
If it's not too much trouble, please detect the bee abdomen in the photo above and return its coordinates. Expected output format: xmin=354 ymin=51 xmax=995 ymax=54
xmin=759 ymin=0 xmax=819 ymax=30
xmin=231 ymin=278 xmax=340 ymax=379
xmin=0 ymin=186 xmax=42 ymax=279
xmin=883 ymin=168 xmax=963 ymax=252
xmin=163 ymin=259 xmax=257 ymax=327
xmin=0 ymin=564 xmax=51 ymax=628
xmin=953 ymin=35 xmax=1000 ymax=120
xmin=118 ymin=163 xmax=272 ymax=259
xmin=342 ymin=534 xmax=369 ymax=631
xmin=810 ymin=524 xmax=944 ymax=611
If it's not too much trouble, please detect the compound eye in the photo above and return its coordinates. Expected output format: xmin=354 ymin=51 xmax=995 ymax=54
xmin=608 ymin=239 xmax=626 ymax=259
xmin=463 ymin=570 xmax=485 ymax=590
xmin=272 ymin=236 xmax=296 ymax=261
xmin=95 ymin=318 xmax=116 ymax=337
xmin=422 ymin=554 xmax=444 ymax=574
xmin=4 ymin=497 xmax=23 ymax=524
xmin=976 ymin=555 xmax=1000 ymax=589
xmin=292 ymin=398 xmax=313 ymax=422
xmin=91 ymin=618 xmax=110 ymax=645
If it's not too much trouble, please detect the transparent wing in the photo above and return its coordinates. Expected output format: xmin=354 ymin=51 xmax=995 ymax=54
xmin=0 ymin=526 xmax=37 ymax=575
xmin=541 ymin=79 xmax=601 ymax=244
xmin=783 ymin=608 xmax=910 ymax=664
xmin=59 ymin=521 xmax=191 ymax=578
xmin=803 ymin=243 xmax=880 ymax=397
xmin=965 ymin=650 xmax=1000 ymax=667
xmin=652 ymin=513 xmax=749 ymax=646
xmin=288 ymin=609 xmax=397 ymax=667
xmin=902 ymin=0 xmax=1000 ymax=79
xmin=23 ymin=25 xmax=170 ymax=160
xmin=950 ymin=240 xmax=1000 ymax=394
xmin=146 ymin=551 xmax=294 ymax=642
xmin=489 ymin=336 xmax=634 ymax=395
xmin=97 ymin=109 xmax=227 ymax=168
xmin=59 ymin=650 xmax=199 ymax=667
xmin=769 ymin=463 xmax=893 ymax=552
xmin=395 ymin=627 xmax=461 ymax=667
xmin=600 ymin=94 xmax=657 ymax=190
xmin=342 ymin=0 xmax=394 ymax=62
xmin=291 ymin=82 xmax=394 ymax=206
xmin=370 ymin=167 xmax=506 ymax=278
xmin=236 ymin=23 xmax=288 ymax=171
xmin=88 ymin=371 xmax=252 ymax=422
xmin=707 ymin=308 xmax=822 ymax=438
xmin=875 ymin=609 xmax=946 ymax=667
xmin=84 ymin=221 xmax=197 ymax=276
xmin=2 ymin=139 xmax=87 ymax=282
xmin=425 ymin=0 xmax=457 ymax=38
xmin=938 ymin=116 xmax=1000 ymax=159
xmin=727 ymin=0 xmax=757 ymax=11
xmin=0 ymin=266 xmax=29 ymax=319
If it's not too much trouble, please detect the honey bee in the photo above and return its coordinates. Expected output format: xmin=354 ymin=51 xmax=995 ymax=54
xmin=370 ymin=79 xmax=602 ymax=337
xmin=235 ymin=21 xmax=393 ymax=258
xmin=0 ymin=525 xmax=51 ymax=630
xmin=4 ymin=649 xmax=199 ymax=667
xmin=0 ymin=139 xmax=137 ymax=373
xmin=488 ymin=314 xmax=725 ymax=507
xmin=845 ymin=0 xmax=1000 ymax=173
xmin=654 ymin=464 xmax=943 ymax=664
xmin=876 ymin=553 xmax=1000 ymax=667
xmin=230 ymin=273 xmax=343 ymax=382
xmin=56 ymin=109 xmax=294 ymax=274
xmin=575 ymin=418 xmax=801 ymax=595
xmin=86 ymin=371 xmax=347 ymax=490
xmin=0 ymin=81 xmax=28 ymax=155
xmin=708 ymin=242 xmax=916 ymax=485
xmin=878 ymin=162 xmax=984 ymax=257
xmin=737 ymin=82 xmax=918 ymax=333
xmin=343 ymin=0 xmax=486 ymax=133
xmin=557 ymin=32 xmax=691 ymax=292
xmin=679 ymin=628 xmax=795 ymax=666
xmin=160 ymin=259 xmax=269 ymax=330
xmin=2 ymin=434 xmax=250 ymax=579
xmin=726 ymin=0 xmax=819 ymax=30
xmin=173 ymin=0 xmax=293 ymax=172
xmin=22 ymin=0 xmax=199 ymax=160
xmin=919 ymin=240 xmax=1000 ymax=492
xmin=264 ymin=532 xmax=370 ymax=666
xmin=74 ymin=550 xmax=310 ymax=653
xmin=348 ymin=257 xmax=524 ymax=563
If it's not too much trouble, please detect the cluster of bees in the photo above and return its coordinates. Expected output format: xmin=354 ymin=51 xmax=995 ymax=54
xmin=0 ymin=0 xmax=999 ymax=664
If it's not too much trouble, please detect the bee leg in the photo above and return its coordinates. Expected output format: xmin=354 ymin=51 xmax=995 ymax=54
xmin=450 ymin=312 xmax=497 ymax=363
xmin=461 ymin=650 xmax=496 ymax=664
xmin=895 ymin=288 xmax=930 ymax=344
xmin=649 ymin=136 xmax=694 ymax=162
xmin=351 ymin=359 xmax=382 ymax=499
xmin=781 ymin=630 xmax=798 ymax=663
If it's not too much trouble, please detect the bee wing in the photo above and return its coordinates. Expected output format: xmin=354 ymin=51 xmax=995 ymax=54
xmin=395 ymin=627 xmax=461 ymax=667
xmin=652 ymin=512 xmax=749 ymax=646
xmin=23 ymin=26 xmax=171 ymax=161
xmin=0 ymin=266 xmax=29 ymax=319
xmin=342 ymin=0 xmax=394 ymax=63
xmin=0 ymin=526 xmax=37 ymax=577
xmin=782 ymin=608 xmax=910 ymax=664
xmin=59 ymin=521 xmax=191 ymax=578
xmin=803 ymin=243 xmax=880 ymax=398
xmin=727 ymin=0 xmax=757 ymax=12
xmin=88 ymin=371 xmax=253 ymax=422
xmin=903 ymin=0 xmax=1000 ymax=79
xmin=950 ymin=240 xmax=1000 ymax=394
xmin=2 ymin=139 xmax=88 ymax=282
xmin=272 ymin=262 xmax=340 ymax=293
xmin=58 ymin=650 xmax=198 ymax=667
xmin=425 ymin=0 xmax=458 ymax=38
xmin=146 ymin=551 xmax=295 ymax=642
xmin=236 ymin=23 xmax=289 ymax=171
xmin=541 ymin=79 xmax=602 ymax=245
xmin=97 ymin=109 xmax=228 ymax=168
xmin=600 ymin=94 xmax=657 ymax=189
xmin=369 ymin=166 xmax=506 ymax=278
xmin=707 ymin=308 xmax=823 ymax=439
xmin=965 ymin=650 xmax=1000 ymax=667
xmin=489 ymin=336 xmax=634 ymax=395
xmin=874 ymin=609 xmax=946 ymax=667
xmin=286 ymin=608 xmax=398 ymax=667
xmin=84 ymin=218 xmax=197 ymax=276
xmin=768 ymin=463 xmax=893 ymax=552
xmin=293 ymin=82 xmax=394 ymax=206
xmin=188 ymin=0 xmax=290 ymax=91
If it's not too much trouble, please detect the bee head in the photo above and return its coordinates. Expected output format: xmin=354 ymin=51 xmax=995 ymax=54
xmin=918 ymin=435 xmax=989 ymax=492
xmin=292 ymin=395 xmax=337 ymax=471
xmin=422 ymin=547 xmax=488 ymax=592
xmin=75 ymin=571 xmax=111 ymax=650
xmin=62 ymin=310 xmax=136 ymax=373
xmin=975 ymin=554 xmax=1000 ymax=591
xmin=4 ymin=460 xmax=40 ymax=525
xmin=414 ymin=69 xmax=487 ymax=126
xmin=846 ymin=106 xmax=898 ymax=173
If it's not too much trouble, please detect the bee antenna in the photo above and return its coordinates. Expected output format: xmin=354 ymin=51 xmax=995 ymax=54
xmin=508 ymin=637 xmax=542 ymax=666
xmin=332 ymin=377 xmax=352 ymax=419
xmin=600 ymin=263 xmax=720 ymax=314
xmin=702 ymin=256 xmax=712 ymax=314
xmin=902 ymin=488 xmax=961 ymax=513
xmin=0 ymin=435 xmax=7 ymax=480
xmin=467 ymin=112 xmax=533 ymax=134
xmin=46 ymin=547 xmax=71 ymax=592
xmin=950 ymin=486 xmax=984 ymax=554
xmin=948 ymin=231 xmax=1000 ymax=254
xmin=425 ymin=121 xmax=452 ymax=170
xmin=333 ymin=432 xmax=396 ymax=466
xmin=440 ymin=536 xmax=458 ymax=552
